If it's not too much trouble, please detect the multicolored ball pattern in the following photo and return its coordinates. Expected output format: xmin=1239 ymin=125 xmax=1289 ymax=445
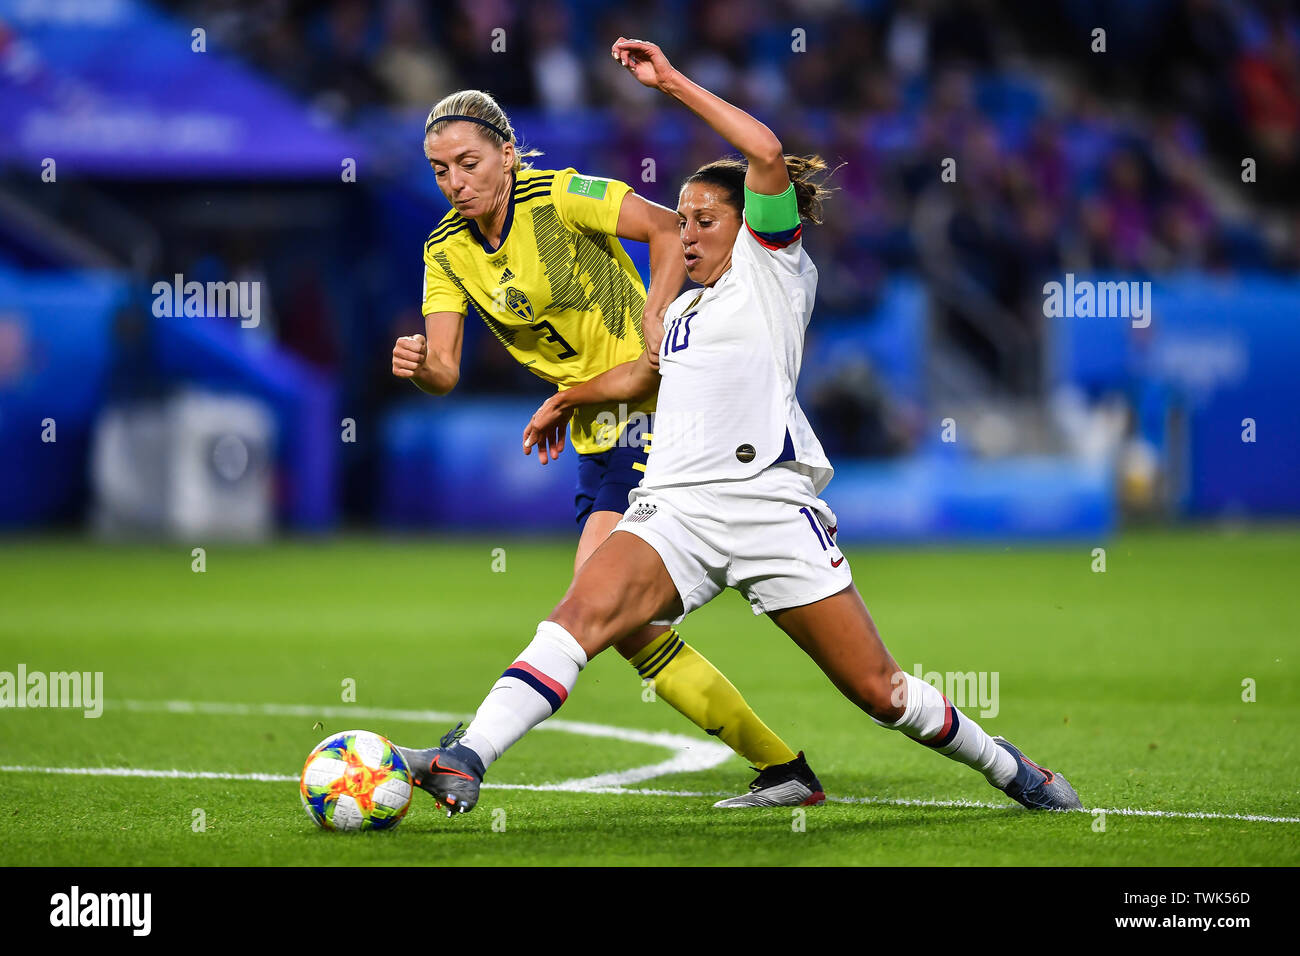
xmin=299 ymin=730 xmax=413 ymax=832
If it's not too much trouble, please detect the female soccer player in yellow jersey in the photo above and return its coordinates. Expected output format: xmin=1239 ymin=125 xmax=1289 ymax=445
xmin=390 ymin=89 xmax=825 ymax=806
xmin=393 ymin=41 xmax=1081 ymax=819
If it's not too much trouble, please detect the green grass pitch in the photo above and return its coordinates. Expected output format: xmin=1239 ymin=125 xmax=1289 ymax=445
xmin=1 ymin=527 xmax=1297 ymax=866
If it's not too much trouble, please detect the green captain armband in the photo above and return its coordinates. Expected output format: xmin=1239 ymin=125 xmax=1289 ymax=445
xmin=743 ymin=182 xmax=800 ymax=233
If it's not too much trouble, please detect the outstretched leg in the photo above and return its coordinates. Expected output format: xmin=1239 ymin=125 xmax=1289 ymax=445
xmin=466 ymin=527 xmax=682 ymax=761
xmin=578 ymin=509 xmax=801 ymax=775
xmin=398 ymin=530 xmax=680 ymax=813
xmin=769 ymin=585 xmax=1082 ymax=810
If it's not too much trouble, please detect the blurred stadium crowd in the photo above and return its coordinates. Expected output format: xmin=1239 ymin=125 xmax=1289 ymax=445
xmin=4 ymin=0 xmax=1298 ymax=534
xmin=156 ymin=0 xmax=1298 ymax=396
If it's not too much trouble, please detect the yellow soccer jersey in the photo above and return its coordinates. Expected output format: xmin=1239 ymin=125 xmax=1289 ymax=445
xmin=421 ymin=167 xmax=656 ymax=454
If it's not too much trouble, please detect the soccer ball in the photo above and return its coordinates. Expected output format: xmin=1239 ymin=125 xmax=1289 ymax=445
xmin=299 ymin=730 xmax=414 ymax=832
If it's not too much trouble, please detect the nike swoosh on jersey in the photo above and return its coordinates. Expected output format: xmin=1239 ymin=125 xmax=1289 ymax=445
xmin=830 ymin=556 xmax=845 ymax=568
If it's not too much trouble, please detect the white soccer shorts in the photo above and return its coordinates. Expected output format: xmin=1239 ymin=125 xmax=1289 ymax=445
xmin=615 ymin=463 xmax=853 ymax=624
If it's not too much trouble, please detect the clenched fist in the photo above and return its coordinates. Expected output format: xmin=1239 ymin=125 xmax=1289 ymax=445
xmin=392 ymin=333 xmax=427 ymax=378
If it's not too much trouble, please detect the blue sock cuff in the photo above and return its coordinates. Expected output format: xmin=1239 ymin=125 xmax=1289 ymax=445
xmin=449 ymin=743 xmax=486 ymax=779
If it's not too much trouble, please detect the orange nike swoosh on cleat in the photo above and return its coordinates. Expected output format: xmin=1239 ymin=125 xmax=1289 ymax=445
xmin=430 ymin=757 xmax=475 ymax=782
xmin=830 ymin=556 xmax=845 ymax=567
xmin=1022 ymin=755 xmax=1054 ymax=784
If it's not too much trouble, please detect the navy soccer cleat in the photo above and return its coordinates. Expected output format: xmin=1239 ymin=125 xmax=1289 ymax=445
xmin=394 ymin=724 xmax=485 ymax=817
xmin=993 ymin=736 xmax=1082 ymax=811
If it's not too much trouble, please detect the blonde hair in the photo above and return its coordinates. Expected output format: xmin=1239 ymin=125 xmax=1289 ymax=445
xmin=423 ymin=90 xmax=542 ymax=172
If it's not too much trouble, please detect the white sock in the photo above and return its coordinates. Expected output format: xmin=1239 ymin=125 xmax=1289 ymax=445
xmin=459 ymin=621 xmax=587 ymax=770
xmin=874 ymin=672 xmax=1018 ymax=787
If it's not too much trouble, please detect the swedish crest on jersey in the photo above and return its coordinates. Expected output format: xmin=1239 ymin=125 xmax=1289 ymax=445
xmin=504 ymin=286 xmax=533 ymax=320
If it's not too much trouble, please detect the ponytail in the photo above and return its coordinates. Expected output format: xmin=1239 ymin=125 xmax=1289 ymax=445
xmin=684 ymin=154 xmax=837 ymax=224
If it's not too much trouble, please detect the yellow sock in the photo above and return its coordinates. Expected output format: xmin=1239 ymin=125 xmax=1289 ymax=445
xmin=628 ymin=629 xmax=798 ymax=770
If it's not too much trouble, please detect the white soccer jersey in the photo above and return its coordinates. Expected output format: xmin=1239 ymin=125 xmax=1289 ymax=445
xmin=643 ymin=213 xmax=833 ymax=493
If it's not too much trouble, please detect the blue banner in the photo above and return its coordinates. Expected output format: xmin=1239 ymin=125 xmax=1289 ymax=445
xmin=0 ymin=0 xmax=364 ymax=177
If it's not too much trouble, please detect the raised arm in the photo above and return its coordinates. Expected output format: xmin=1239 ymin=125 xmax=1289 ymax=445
xmin=522 ymin=351 xmax=659 ymax=464
xmin=611 ymin=38 xmax=790 ymax=196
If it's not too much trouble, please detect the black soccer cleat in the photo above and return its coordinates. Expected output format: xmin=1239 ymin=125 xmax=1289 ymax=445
xmin=993 ymin=736 xmax=1083 ymax=811
xmin=713 ymin=751 xmax=827 ymax=808
xmin=393 ymin=724 xmax=486 ymax=817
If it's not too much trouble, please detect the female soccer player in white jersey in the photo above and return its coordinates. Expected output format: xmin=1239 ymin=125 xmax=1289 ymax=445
xmin=395 ymin=42 xmax=1082 ymax=815
xmin=391 ymin=89 xmax=826 ymax=806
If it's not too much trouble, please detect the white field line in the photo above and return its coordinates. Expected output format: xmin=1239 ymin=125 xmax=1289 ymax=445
xmin=821 ymin=794 xmax=1300 ymax=824
xmin=3 ymin=699 xmax=1296 ymax=825
xmin=116 ymin=698 xmax=734 ymax=790
xmin=0 ymin=763 xmax=719 ymax=795
xmin=2 ymin=765 xmax=1297 ymax=823
xmin=0 ymin=765 xmax=295 ymax=784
